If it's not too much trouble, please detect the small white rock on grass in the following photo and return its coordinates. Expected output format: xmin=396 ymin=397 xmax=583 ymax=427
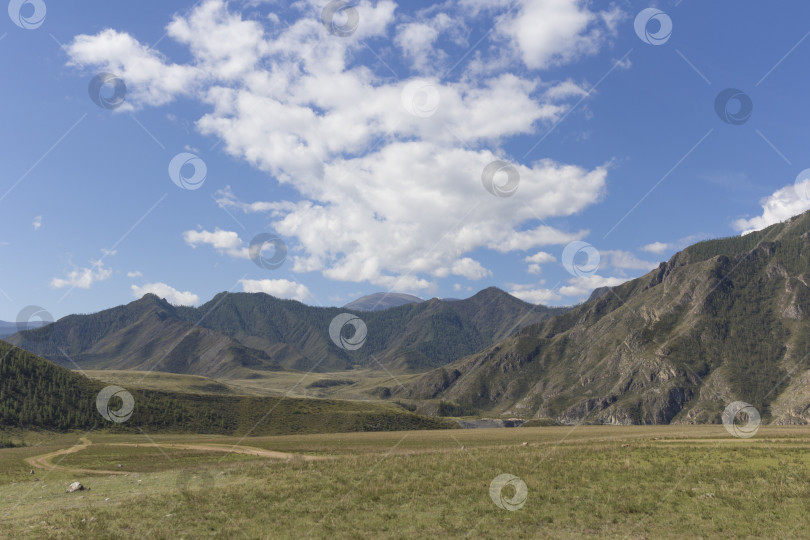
xmin=66 ymin=482 xmax=84 ymax=493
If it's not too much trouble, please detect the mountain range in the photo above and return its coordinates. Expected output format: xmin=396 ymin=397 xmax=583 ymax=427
xmin=0 ymin=320 xmax=48 ymax=339
xmin=399 ymin=211 xmax=810 ymax=425
xmin=344 ymin=292 xmax=423 ymax=311
xmin=8 ymin=210 xmax=810 ymax=426
xmin=6 ymin=287 xmax=564 ymax=376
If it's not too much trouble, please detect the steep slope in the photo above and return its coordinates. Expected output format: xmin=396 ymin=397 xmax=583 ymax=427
xmin=8 ymin=288 xmax=564 ymax=375
xmin=5 ymin=294 xmax=279 ymax=378
xmin=344 ymin=292 xmax=423 ymax=311
xmin=399 ymin=211 xmax=810 ymax=425
xmin=359 ymin=287 xmax=568 ymax=370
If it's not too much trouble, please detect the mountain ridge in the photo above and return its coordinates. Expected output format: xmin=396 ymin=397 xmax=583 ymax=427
xmin=344 ymin=292 xmax=423 ymax=311
xmin=397 ymin=211 xmax=810 ymax=425
xmin=7 ymin=286 xmax=566 ymax=375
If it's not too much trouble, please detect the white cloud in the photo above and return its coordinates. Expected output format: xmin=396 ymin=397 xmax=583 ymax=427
xmin=127 ymin=271 xmax=143 ymax=278
xmin=509 ymin=284 xmax=562 ymax=304
xmin=183 ymin=228 xmax=249 ymax=259
xmin=559 ymin=275 xmax=627 ymax=297
xmin=239 ymin=278 xmax=312 ymax=302
xmin=525 ymin=251 xmax=556 ymax=275
xmin=394 ymin=12 xmax=459 ymax=71
xmin=215 ymin=186 xmax=280 ymax=213
xmin=602 ymin=250 xmax=658 ymax=271
xmin=732 ymin=182 xmax=810 ymax=235
xmin=496 ymin=0 xmax=623 ymax=70
xmin=67 ymin=29 xmax=199 ymax=109
xmin=525 ymin=251 xmax=556 ymax=264
xmin=450 ymin=257 xmax=491 ymax=280
xmin=131 ymin=282 xmax=200 ymax=306
xmin=639 ymin=234 xmax=705 ymax=256
xmin=641 ymin=241 xmax=669 ymax=255
xmin=50 ymin=261 xmax=112 ymax=289
xmin=32 ymin=216 xmax=42 ymax=230
xmin=510 ymin=272 xmax=632 ymax=304
xmin=67 ymin=0 xmax=617 ymax=292
xmin=545 ymin=79 xmax=589 ymax=101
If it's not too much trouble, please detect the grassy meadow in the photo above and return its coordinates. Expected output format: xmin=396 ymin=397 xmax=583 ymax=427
xmin=81 ymin=368 xmax=425 ymax=401
xmin=2 ymin=425 xmax=810 ymax=538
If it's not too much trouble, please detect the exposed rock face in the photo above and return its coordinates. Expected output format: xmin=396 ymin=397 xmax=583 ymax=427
xmin=399 ymin=211 xmax=810 ymax=426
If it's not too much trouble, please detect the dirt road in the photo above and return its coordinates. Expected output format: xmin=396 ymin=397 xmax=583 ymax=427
xmin=24 ymin=437 xmax=128 ymax=475
xmin=107 ymin=441 xmax=326 ymax=461
xmin=25 ymin=437 xmax=325 ymax=476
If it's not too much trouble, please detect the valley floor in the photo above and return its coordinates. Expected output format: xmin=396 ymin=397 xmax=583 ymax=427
xmin=2 ymin=426 xmax=810 ymax=538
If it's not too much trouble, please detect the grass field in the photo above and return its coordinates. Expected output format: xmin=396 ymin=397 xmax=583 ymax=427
xmin=81 ymin=368 xmax=424 ymax=400
xmin=2 ymin=425 xmax=810 ymax=538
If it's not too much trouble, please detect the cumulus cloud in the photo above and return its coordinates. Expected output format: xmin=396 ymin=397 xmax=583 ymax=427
xmin=32 ymin=216 xmax=42 ymax=230
xmin=239 ymin=278 xmax=313 ymax=302
xmin=132 ymin=282 xmax=200 ymax=306
xmin=51 ymin=261 xmax=112 ymax=289
xmin=641 ymin=241 xmax=669 ymax=255
xmin=67 ymin=29 xmax=198 ymax=109
xmin=640 ymin=234 xmax=705 ymax=257
xmin=510 ymin=271 xmax=631 ymax=304
xmin=66 ymin=0 xmax=618 ymax=292
xmin=183 ymin=228 xmax=249 ymax=259
xmin=394 ymin=12 xmax=461 ymax=71
xmin=496 ymin=0 xmax=623 ymax=70
xmin=525 ymin=251 xmax=556 ymax=264
xmin=525 ymin=251 xmax=556 ymax=275
xmin=602 ymin=250 xmax=658 ymax=271
xmin=509 ymin=285 xmax=562 ymax=304
xmin=558 ymin=274 xmax=627 ymax=297
xmin=732 ymin=182 xmax=810 ymax=235
xmin=126 ymin=271 xmax=143 ymax=278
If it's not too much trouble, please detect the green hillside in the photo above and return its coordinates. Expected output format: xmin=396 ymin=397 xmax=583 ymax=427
xmin=0 ymin=343 xmax=454 ymax=434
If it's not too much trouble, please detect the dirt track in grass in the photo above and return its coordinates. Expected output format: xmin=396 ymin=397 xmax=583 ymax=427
xmin=25 ymin=437 xmax=327 ymax=475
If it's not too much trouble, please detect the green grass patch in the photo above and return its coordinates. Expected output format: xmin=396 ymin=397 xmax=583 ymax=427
xmin=3 ymin=426 xmax=810 ymax=538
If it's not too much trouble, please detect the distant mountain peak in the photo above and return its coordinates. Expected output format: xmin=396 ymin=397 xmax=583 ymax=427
xmin=344 ymin=292 xmax=423 ymax=311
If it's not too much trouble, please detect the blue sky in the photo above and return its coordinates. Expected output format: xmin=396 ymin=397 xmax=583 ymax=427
xmin=2 ymin=0 xmax=810 ymax=321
